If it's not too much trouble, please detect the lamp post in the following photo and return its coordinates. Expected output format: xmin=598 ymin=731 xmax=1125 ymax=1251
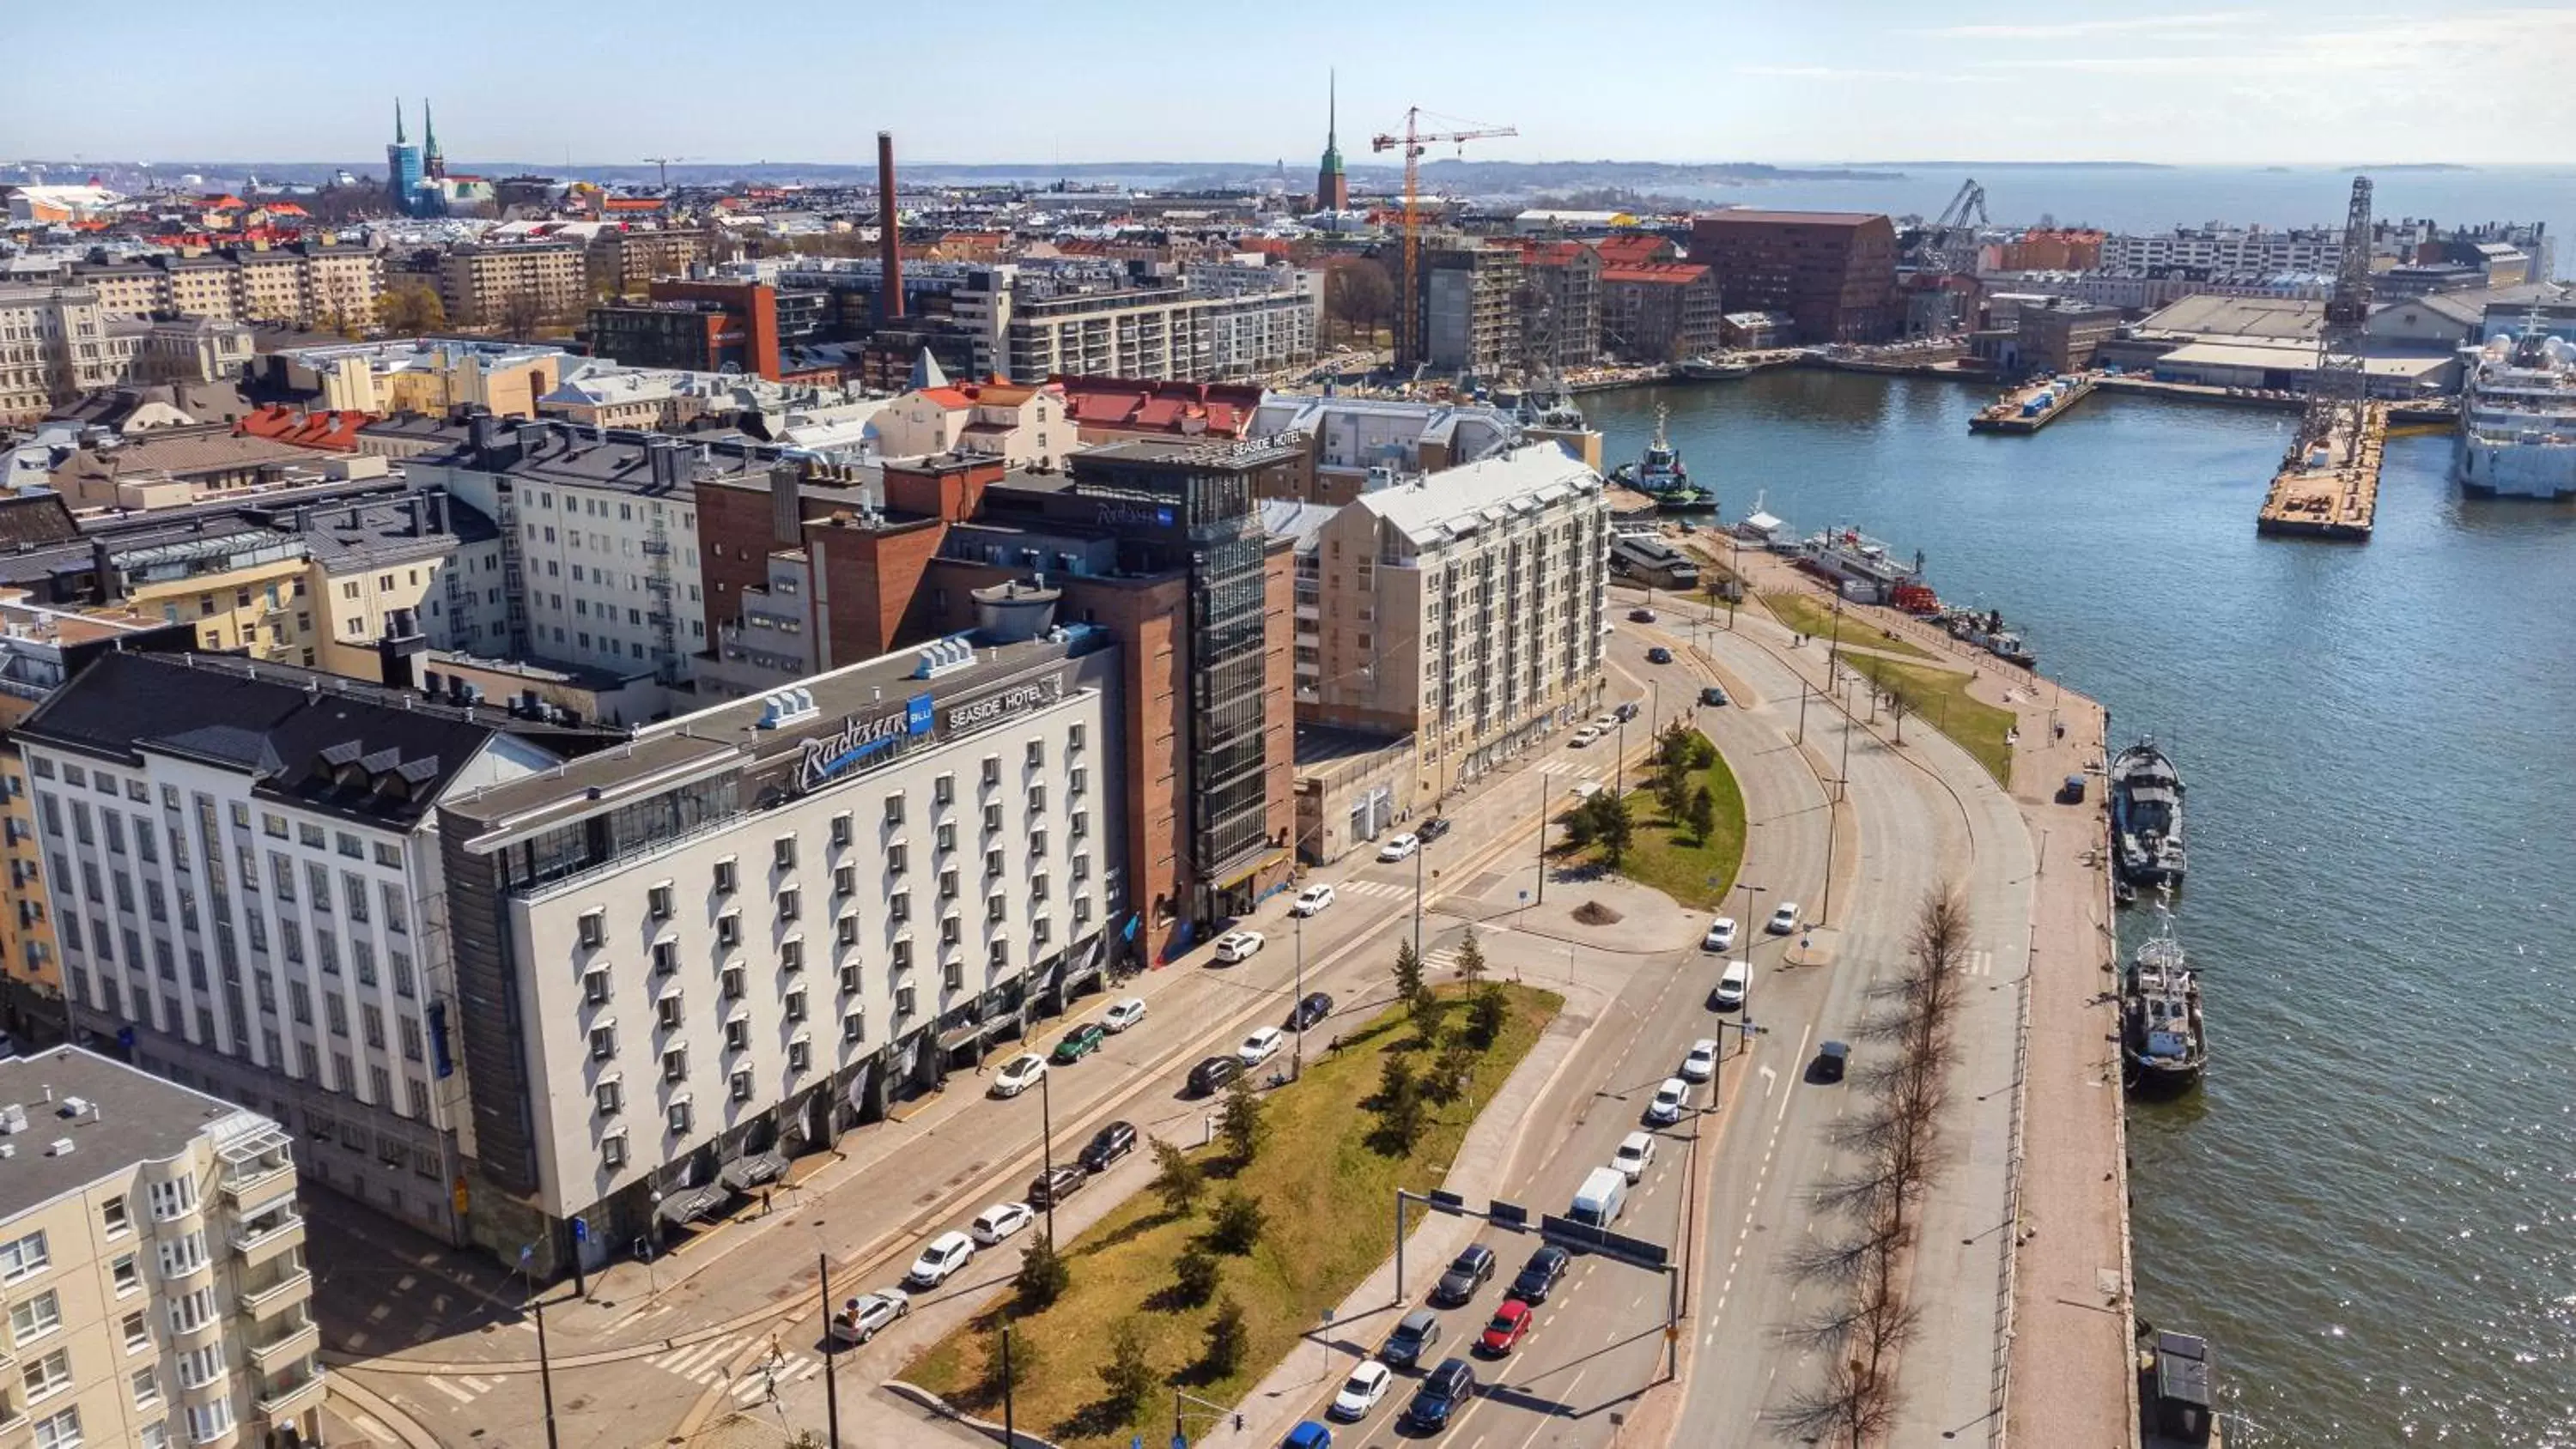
xmin=1535 ymin=772 xmax=1549 ymax=906
xmin=1614 ymin=715 xmax=1628 ymax=795
xmin=999 ymin=1319 xmax=1017 ymax=1449
xmin=1291 ymin=912 xmax=1307 ymax=1081
xmin=1037 ymin=1066 xmax=1057 ymax=1242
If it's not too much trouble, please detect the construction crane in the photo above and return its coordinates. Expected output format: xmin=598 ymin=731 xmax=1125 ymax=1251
xmin=2297 ymin=174 xmax=2375 ymax=456
xmin=643 ymin=156 xmax=695 ymax=191
xmin=1905 ymin=178 xmax=1989 ymax=336
xmin=1371 ymin=107 xmax=1516 ymax=368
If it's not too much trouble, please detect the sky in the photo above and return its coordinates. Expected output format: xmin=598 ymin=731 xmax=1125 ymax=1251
xmin=8 ymin=1 xmax=2575 ymax=167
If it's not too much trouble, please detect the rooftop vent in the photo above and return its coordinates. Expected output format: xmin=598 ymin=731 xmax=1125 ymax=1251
xmin=57 ymin=1096 xmax=88 ymax=1119
xmin=755 ymin=688 xmax=821 ymax=731
xmin=911 ymin=637 xmax=975 ymax=680
xmin=46 ymin=1137 xmax=73 ymax=1157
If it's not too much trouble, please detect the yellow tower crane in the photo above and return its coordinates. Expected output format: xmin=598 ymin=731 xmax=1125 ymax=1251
xmin=1371 ymin=107 xmax=1516 ymax=370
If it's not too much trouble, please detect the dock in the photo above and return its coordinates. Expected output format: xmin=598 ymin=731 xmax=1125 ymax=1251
xmin=2257 ymin=401 xmax=2386 ymax=539
xmin=1970 ymin=372 xmax=2098 ymax=433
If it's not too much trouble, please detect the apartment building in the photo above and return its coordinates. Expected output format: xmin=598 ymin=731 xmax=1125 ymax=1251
xmin=1414 ymin=243 xmax=1523 ymax=375
xmin=0 ymin=1047 xmax=324 ymax=1449
xmin=869 ymin=378 xmax=1070 ymax=466
xmin=434 ymin=625 xmax=1124 ymax=1271
xmin=999 ymin=271 xmax=1318 ymax=385
xmin=62 ymin=244 xmax=384 ymax=332
xmin=257 ymin=339 xmax=565 ymax=420
xmin=16 ymin=652 xmax=621 ymax=1243
xmin=1689 ymin=210 xmax=1902 ymax=344
xmin=1248 ymin=394 xmax=1525 ymax=506
xmin=586 ymin=228 xmax=708 ymax=300
xmin=436 ymin=241 xmax=586 ymax=330
xmin=3 ymin=289 xmax=255 ymax=426
xmin=1284 ymin=444 xmax=1608 ymax=794
xmin=1517 ymin=242 xmax=1604 ymax=373
xmin=1599 ymin=263 xmax=1725 ymax=362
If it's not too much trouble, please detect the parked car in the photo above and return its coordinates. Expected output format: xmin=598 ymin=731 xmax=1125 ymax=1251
xmin=1680 ymin=1038 xmax=1719 ymax=1083
xmin=1328 ymin=1360 xmax=1393 ymax=1421
xmin=1288 ymin=991 xmax=1335 ymax=1031
xmin=1027 ymin=1163 xmax=1087 ymax=1208
xmin=829 ymin=1288 xmax=909 ymax=1343
xmin=1766 ymin=901 xmax=1801 ymax=936
xmin=1238 ymin=1026 xmax=1285 ymax=1067
xmin=1613 ymin=701 xmax=1641 ymax=723
xmin=969 ymin=1201 xmax=1035 ymax=1246
xmin=2057 ymin=774 xmax=2087 ymax=804
xmin=1050 ymin=1022 xmax=1107 ymax=1064
xmin=1078 ymin=1121 xmax=1138 ymax=1172
xmin=1382 ymin=1308 xmax=1443 ymax=1368
xmin=1590 ymin=712 xmax=1619 ymax=731
xmin=1213 ymin=929 xmax=1267 ymax=964
xmin=1629 ymin=607 xmax=1658 ymax=623
xmin=1571 ymin=725 xmax=1603 ymax=747
xmin=1405 ymin=1358 xmax=1478 ymax=1430
xmin=1700 ymin=684 xmax=1730 ymax=706
xmin=1702 ymin=916 xmax=1737 ymax=953
xmin=1510 ymin=1246 xmax=1570 ymax=1304
xmin=1613 ymin=1131 xmax=1658 ymax=1182
xmin=1419 ymin=815 xmax=1453 ymax=842
xmin=1377 ymin=834 xmax=1419 ymax=862
xmin=1814 ymin=1040 xmax=1850 ymax=1083
xmin=902 ymin=1232 xmax=975 ymax=1288
xmin=1432 ymin=1244 xmax=1496 ymax=1306
xmin=1291 ymin=883 xmax=1336 ymax=916
xmin=989 ymin=1054 xmax=1047 ymax=1098
xmin=1103 ymin=997 xmax=1148 ymax=1034
xmin=1188 ymin=1055 xmax=1242 ymax=1097
xmin=1711 ymin=960 xmax=1750 ymax=1010
xmin=1477 ymin=1300 xmax=1534 ymax=1356
xmin=1646 ymin=1077 xmax=1690 ymax=1126
xmin=1645 ymin=646 xmax=1674 ymax=664
xmin=1283 ymin=1422 xmax=1334 ymax=1449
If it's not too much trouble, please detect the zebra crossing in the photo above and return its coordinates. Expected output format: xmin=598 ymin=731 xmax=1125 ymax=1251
xmin=1335 ymin=879 xmax=1411 ymax=901
xmin=1534 ymin=760 xmax=1601 ymax=780
xmin=1966 ymin=949 xmax=1995 ymax=978
xmin=646 ymin=1331 xmax=827 ymax=1399
xmin=420 ymin=1373 xmax=505 ymax=1406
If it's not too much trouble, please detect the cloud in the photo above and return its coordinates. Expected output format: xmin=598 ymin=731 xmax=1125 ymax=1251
xmin=1912 ymin=12 xmax=2261 ymax=39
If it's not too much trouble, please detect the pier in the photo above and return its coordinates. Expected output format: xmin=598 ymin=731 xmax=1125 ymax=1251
xmin=2257 ymin=401 xmax=2386 ymax=539
xmin=1971 ymin=371 xmax=2099 ymax=433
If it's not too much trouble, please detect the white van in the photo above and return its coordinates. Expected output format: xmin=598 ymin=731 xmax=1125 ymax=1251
xmin=1711 ymin=959 xmax=1750 ymax=1010
xmin=1570 ymin=1165 xmax=1628 ymax=1228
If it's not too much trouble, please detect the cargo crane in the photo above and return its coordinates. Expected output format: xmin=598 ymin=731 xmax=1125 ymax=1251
xmin=2298 ymin=175 xmax=2376 ymax=457
xmin=1906 ymin=177 xmax=1989 ymax=336
xmin=1371 ymin=108 xmax=1516 ymax=369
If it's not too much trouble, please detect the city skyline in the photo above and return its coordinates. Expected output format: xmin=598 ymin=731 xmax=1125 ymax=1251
xmin=7 ymin=1 xmax=2574 ymax=167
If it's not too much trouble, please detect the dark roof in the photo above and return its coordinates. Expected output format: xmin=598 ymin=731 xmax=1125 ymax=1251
xmin=1695 ymin=209 xmax=1891 ymax=228
xmin=0 ymin=494 xmax=79 ymax=551
xmin=0 ymin=1047 xmax=271 ymax=1222
xmin=17 ymin=652 xmax=614 ymax=830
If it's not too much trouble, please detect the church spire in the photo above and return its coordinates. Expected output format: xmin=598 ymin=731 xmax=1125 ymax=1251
xmin=393 ymin=98 xmax=406 ymax=146
xmin=1315 ymin=70 xmax=1349 ymax=211
xmin=1327 ymin=70 xmax=1337 ymax=153
xmin=422 ymin=99 xmax=440 ymax=156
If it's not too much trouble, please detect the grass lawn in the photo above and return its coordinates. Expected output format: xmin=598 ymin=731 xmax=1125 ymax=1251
xmin=904 ymin=981 xmax=1563 ymax=1446
xmin=1558 ymin=731 xmax=1747 ymax=910
xmin=1837 ymin=652 xmax=2018 ymax=785
xmin=1759 ymin=591 xmax=1935 ymax=660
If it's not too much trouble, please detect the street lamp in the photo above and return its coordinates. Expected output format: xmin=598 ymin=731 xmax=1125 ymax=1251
xmin=1735 ymin=882 xmax=1765 ymax=1008
xmin=1291 ymin=912 xmax=1307 ymax=1081
xmin=1613 ymin=715 xmax=1628 ymax=795
xmin=1037 ymin=1067 xmax=1058 ymax=1242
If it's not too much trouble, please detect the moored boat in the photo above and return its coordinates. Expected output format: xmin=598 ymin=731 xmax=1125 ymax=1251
xmin=2123 ymin=912 xmax=2205 ymax=1094
xmin=2109 ymin=737 xmax=2186 ymax=887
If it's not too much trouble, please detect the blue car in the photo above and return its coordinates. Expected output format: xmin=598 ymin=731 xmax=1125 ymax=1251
xmin=1405 ymin=1357 xmax=1478 ymax=1430
xmin=1283 ymin=1421 xmax=1333 ymax=1449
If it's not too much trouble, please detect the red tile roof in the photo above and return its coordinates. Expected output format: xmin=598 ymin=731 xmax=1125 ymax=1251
xmin=1589 ymin=234 xmax=1674 ymax=266
xmin=1519 ymin=240 xmax=1593 ymax=267
xmin=916 ymin=387 xmax=975 ymax=410
xmin=1054 ymin=377 xmax=1261 ymax=436
xmin=1601 ymin=263 xmax=1710 ymax=286
xmin=234 ymin=404 xmax=372 ymax=452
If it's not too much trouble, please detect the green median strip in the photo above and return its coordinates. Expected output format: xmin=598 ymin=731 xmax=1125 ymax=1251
xmin=1757 ymin=591 xmax=1935 ymax=660
xmin=1833 ymin=652 xmax=2017 ymax=785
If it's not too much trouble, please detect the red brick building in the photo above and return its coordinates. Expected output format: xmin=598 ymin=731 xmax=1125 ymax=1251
xmin=586 ymin=278 xmax=786 ymax=379
xmin=1688 ymin=210 xmax=1902 ymax=344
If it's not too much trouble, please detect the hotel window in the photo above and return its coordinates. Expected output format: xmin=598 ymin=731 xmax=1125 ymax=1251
xmin=1025 ymin=740 xmax=1044 ymax=769
xmin=1030 ymin=874 xmax=1049 ymax=903
xmin=777 ymin=888 xmax=799 ymax=923
xmin=590 ymin=1023 xmax=617 ymax=1060
xmin=834 ymin=864 xmax=856 ymax=898
xmin=981 ymin=756 xmax=1000 ymax=787
xmin=714 ymin=858 xmax=738 ymax=894
xmin=1032 ymin=918 xmax=1052 ymax=947
xmin=936 ymin=822 xmax=957 ymax=852
xmin=829 ymin=812 xmax=852 ymax=847
xmin=1070 ymin=767 xmax=1088 ymax=797
xmin=841 ymin=1009 xmax=865 ymax=1043
xmin=583 ymin=967 xmax=611 ymax=1005
xmin=577 ymin=909 xmax=605 ymax=949
xmin=668 ymin=1100 xmax=692 ymax=1136
xmin=983 ymin=803 xmax=1003 ymax=834
xmin=939 ymin=868 xmax=960 ymax=900
xmin=1029 ymin=785 xmax=1048 ymax=815
xmin=662 ymin=1046 xmax=687 ymax=1083
xmin=602 ymin=1131 xmax=629 ymax=1169
xmin=730 ymin=1068 xmax=753 ymax=1102
xmin=725 ymin=1018 xmax=750 ymax=1052
xmin=1067 ymin=723 xmax=1085 ymax=753
xmin=720 ymin=965 xmax=745 ymax=1000
xmin=885 ymin=844 xmax=908 ymax=876
xmin=891 ymin=940 xmax=912 ymax=972
xmin=835 ymin=912 xmax=860 ymax=947
xmin=894 ymin=984 xmax=916 ymax=1017
xmin=658 ymin=993 xmax=683 ymax=1030
xmin=648 ymin=882 xmax=674 ymax=919
xmin=788 ymin=1036 xmax=811 ymax=1072
xmin=716 ymin=913 xmax=741 ymax=949
xmin=987 ymin=940 xmax=1009 ymax=969
xmin=889 ymin=892 xmax=910 ymax=924
xmin=986 ymin=895 xmax=1006 ymax=924
xmin=785 ymin=988 xmax=806 ymax=1022
xmin=838 ymin=961 xmax=860 ymax=997
xmin=1030 ymin=829 xmax=1048 ymax=859
xmin=985 ymin=848 xmax=1004 ymax=880
xmin=933 ymin=774 xmax=955 ymax=806
xmin=773 ymin=835 xmax=797 ymax=870
xmin=652 ymin=939 xmax=678 ymax=975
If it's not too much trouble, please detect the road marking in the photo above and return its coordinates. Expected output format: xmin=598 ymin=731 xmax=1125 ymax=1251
xmin=1759 ymin=1063 xmax=1778 ymax=1097
xmin=423 ymin=1378 xmax=479 ymax=1405
xmin=349 ymin=1414 xmax=392 ymax=1440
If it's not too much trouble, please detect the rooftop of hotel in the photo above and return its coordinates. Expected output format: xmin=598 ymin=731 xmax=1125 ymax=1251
xmin=0 ymin=1048 xmax=280 ymax=1222
xmin=1352 ymin=442 xmax=1603 ymax=550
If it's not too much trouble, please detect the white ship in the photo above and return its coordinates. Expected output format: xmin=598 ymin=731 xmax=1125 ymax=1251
xmin=2456 ymin=312 xmax=2576 ymax=500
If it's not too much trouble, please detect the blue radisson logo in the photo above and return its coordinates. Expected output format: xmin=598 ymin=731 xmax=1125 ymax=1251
xmin=797 ymin=693 xmax=935 ymax=792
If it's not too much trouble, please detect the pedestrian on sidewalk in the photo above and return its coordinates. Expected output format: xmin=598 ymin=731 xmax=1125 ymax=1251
xmin=760 ymin=1187 xmax=774 ymax=1217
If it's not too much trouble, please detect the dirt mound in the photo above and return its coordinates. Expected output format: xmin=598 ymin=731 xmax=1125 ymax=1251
xmin=1571 ymin=900 xmax=1622 ymax=927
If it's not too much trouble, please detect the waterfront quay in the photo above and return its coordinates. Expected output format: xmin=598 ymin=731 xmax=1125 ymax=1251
xmin=1971 ymin=370 xmax=2100 ymax=433
xmin=2257 ymin=400 xmax=2387 ymax=538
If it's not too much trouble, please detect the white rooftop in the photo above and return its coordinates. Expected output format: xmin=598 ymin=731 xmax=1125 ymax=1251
xmin=1355 ymin=442 xmax=1603 ymax=551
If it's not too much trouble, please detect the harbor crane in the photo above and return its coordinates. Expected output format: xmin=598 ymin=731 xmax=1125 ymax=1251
xmin=643 ymin=156 xmax=696 ymax=190
xmin=2297 ymin=175 xmax=2376 ymax=457
xmin=1371 ymin=107 xmax=1516 ymax=367
xmin=1905 ymin=177 xmax=1989 ymax=336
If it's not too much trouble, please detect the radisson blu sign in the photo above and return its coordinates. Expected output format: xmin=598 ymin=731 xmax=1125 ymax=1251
xmin=797 ymin=694 xmax=935 ymax=793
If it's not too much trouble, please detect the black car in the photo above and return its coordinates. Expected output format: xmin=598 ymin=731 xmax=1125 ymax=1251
xmin=1382 ymin=1308 xmax=1443 ymax=1368
xmin=1432 ymin=1243 xmax=1496 ymax=1306
xmin=1188 ymin=1055 xmax=1242 ymax=1097
xmin=1510 ymin=1245 xmax=1571 ymax=1304
xmin=1628 ymin=607 xmax=1657 ymax=623
xmin=1287 ymin=991 xmax=1335 ymax=1032
xmin=1814 ymin=1040 xmax=1850 ymax=1083
xmin=1699 ymin=685 xmax=1730 ymax=706
xmin=1645 ymin=646 xmax=1674 ymax=664
xmin=1027 ymin=1163 xmax=1087 ymax=1208
xmin=1405 ymin=1358 xmax=1478 ymax=1430
xmin=1613 ymin=700 xmax=1640 ymax=723
xmin=1078 ymin=1121 xmax=1137 ymax=1172
xmin=1419 ymin=815 xmax=1453 ymax=842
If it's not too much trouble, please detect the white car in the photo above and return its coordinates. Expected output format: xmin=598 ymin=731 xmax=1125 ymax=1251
xmin=1237 ymin=1026 xmax=1285 ymax=1067
xmin=989 ymin=1053 xmax=1047 ymax=1098
xmin=1212 ymin=930 xmax=1267 ymax=964
xmin=1712 ymin=960 xmax=1750 ymax=1010
xmin=1103 ymin=997 xmax=1148 ymax=1034
xmin=1291 ymin=883 xmax=1336 ymax=917
xmin=1646 ymin=1077 xmax=1690 ymax=1125
xmin=969 ymin=1201 xmax=1036 ymax=1246
xmin=1613 ymin=1131 xmax=1658 ymax=1182
xmin=829 ymin=1288 xmax=910 ymax=1343
xmin=1766 ymin=901 xmax=1801 ymax=936
xmin=1329 ymin=1359 xmax=1394 ymax=1421
xmin=1590 ymin=712 xmax=1619 ymax=731
xmin=1571 ymin=724 xmax=1603 ymax=747
xmin=903 ymin=1231 xmax=976 ymax=1288
xmin=1680 ymin=1038 xmax=1719 ymax=1083
xmin=1702 ymin=917 xmax=1737 ymax=954
xmin=1376 ymin=834 xmax=1419 ymax=862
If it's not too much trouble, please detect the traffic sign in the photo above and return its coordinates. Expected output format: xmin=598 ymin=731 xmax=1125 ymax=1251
xmin=1426 ymin=1190 xmax=1467 ymax=1216
xmin=1489 ymin=1199 xmax=1528 ymax=1230
xmin=572 ymin=1218 xmax=588 ymax=1243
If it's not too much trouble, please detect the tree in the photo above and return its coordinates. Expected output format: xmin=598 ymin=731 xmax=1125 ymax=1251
xmin=1407 ymin=986 xmax=1445 ymax=1046
xmin=1323 ymin=256 xmax=1395 ymax=344
xmin=1014 ymin=1230 xmax=1069 ymax=1311
xmin=1558 ymin=802 xmax=1596 ymax=851
xmin=1656 ymin=767 xmax=1691 ymax=825
xmin=1888 ymin=694 xmax=1910 ymax=746
xmin=499 ymin=288 xmax=546 ymax=339
xmin=1428 ymin=1039 xmax=1477 ymax=1104
xmin=1376 ymin=1067 xmax=1429 ymax=1153
xmin=1374 ymin=1053 xmax=1419 ymax=1111
xmin=1656 ymin=719 xmax=1695 ymax=772
xmin=1204 ymin=1294 xmax=1250 ymax=1376
xmin=1150 ymin=1139 xmax=1205 ymax=1218
xmin=1392 ymin=938 xmax=1425 ymax=1005
xmin=976 ymin=1329 xmax=1038 ymax=1412
xmin=376 ymin=282 xmax=445 ymax=336
xmin=1097 ymin=1319 xmax=1158 ymax=1423
xmin=1467 ymin=981 xmax=1508 ymax=1048
xmin=1171 ymin=1246 xmax=1221 ymax=1307
xmin=1208 ymin=1189 xmax=1267 ymax=1255
xmin=1585 ymin=794 xmax=1636 ymax=869
xmin=1687 ymin=784 xmax=1717 ymax=845
xmin=1454 ymin=927 xmax=1486 ymax=984
xmin=1218 ymin=1071 xmax=1266 ymax=1165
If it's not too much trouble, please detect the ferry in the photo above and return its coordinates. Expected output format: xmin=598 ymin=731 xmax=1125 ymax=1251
xmin=1675 ymin=356 xmax=1754 ymax=380
xmin=2456 ymin=310 xmax=2576 ymax=499
xmin=1795 ymin=526 xmax=1924 ymax=605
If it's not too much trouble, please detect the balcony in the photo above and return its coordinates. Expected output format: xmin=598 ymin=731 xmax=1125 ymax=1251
xmin=230 ymin=1205 xmax=305 ymax=1268
xmin=247 ymin=1317 xmax=319 ymax=1373
xmin=217 ymin=1126 xmax=296 ymax=1202
xmin=255 ymin=1361 xmax=328 ymax=1422
xmin=238 ymin=1264 xmax=313 ymax=1319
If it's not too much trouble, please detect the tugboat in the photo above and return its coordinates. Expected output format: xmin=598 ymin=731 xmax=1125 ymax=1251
xmin=1938 ymin=607 xmax=2038 ymax=669
xmin=2108 ymin=738 xmax=2187 ymax=887
xmin=2123 ymin=910 xmax=2205 ymax=1095
xmin=1675 ymin=355 xmax=1754 ymax=381
xmin=1611 ymin=404 xmax=1716 ymax=512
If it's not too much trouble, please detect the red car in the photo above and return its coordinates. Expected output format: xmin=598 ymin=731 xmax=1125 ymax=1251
xmin=1477 ymin=1299 xmax=1533 ymax=1355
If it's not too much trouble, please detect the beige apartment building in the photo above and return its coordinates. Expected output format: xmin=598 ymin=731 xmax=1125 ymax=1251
xmin=0 ymin=1047 xmax=322 ymax=1449
xmin=437 ymin=241 xmax=586 ymax=330
xmin=64 ymin=245 xmax=384 ymax=333
xmin=586 ymin=229 xmax=708 ymax=300
xmin=1 ymin=288 xmax=256 ymax=426
xmin=262 ymin=338 xmax=564 ymax=419
xmin=1291 ymin=443 xmax=1609 ymax=795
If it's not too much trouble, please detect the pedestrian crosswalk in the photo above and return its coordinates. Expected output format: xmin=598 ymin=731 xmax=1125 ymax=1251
xmin=1422 ymin=946 xmax=1465 ymax=976
xmin=421 ymin=1373 xmax=505 ymax=1406
xmin=1335 ymin=879 xmax=1411 ymax=900
xmin=1966 ymin=949 xmax=1995 ymax=978
xmin=646 ymin=1331 xmax=827 ymax=1397
xmin=1535 ymin=760 xmax=1601 ymax=780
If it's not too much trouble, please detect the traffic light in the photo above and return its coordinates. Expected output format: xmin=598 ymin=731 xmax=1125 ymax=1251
xmin=1233 ymin=1415 xmax=1244 ymax=1431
